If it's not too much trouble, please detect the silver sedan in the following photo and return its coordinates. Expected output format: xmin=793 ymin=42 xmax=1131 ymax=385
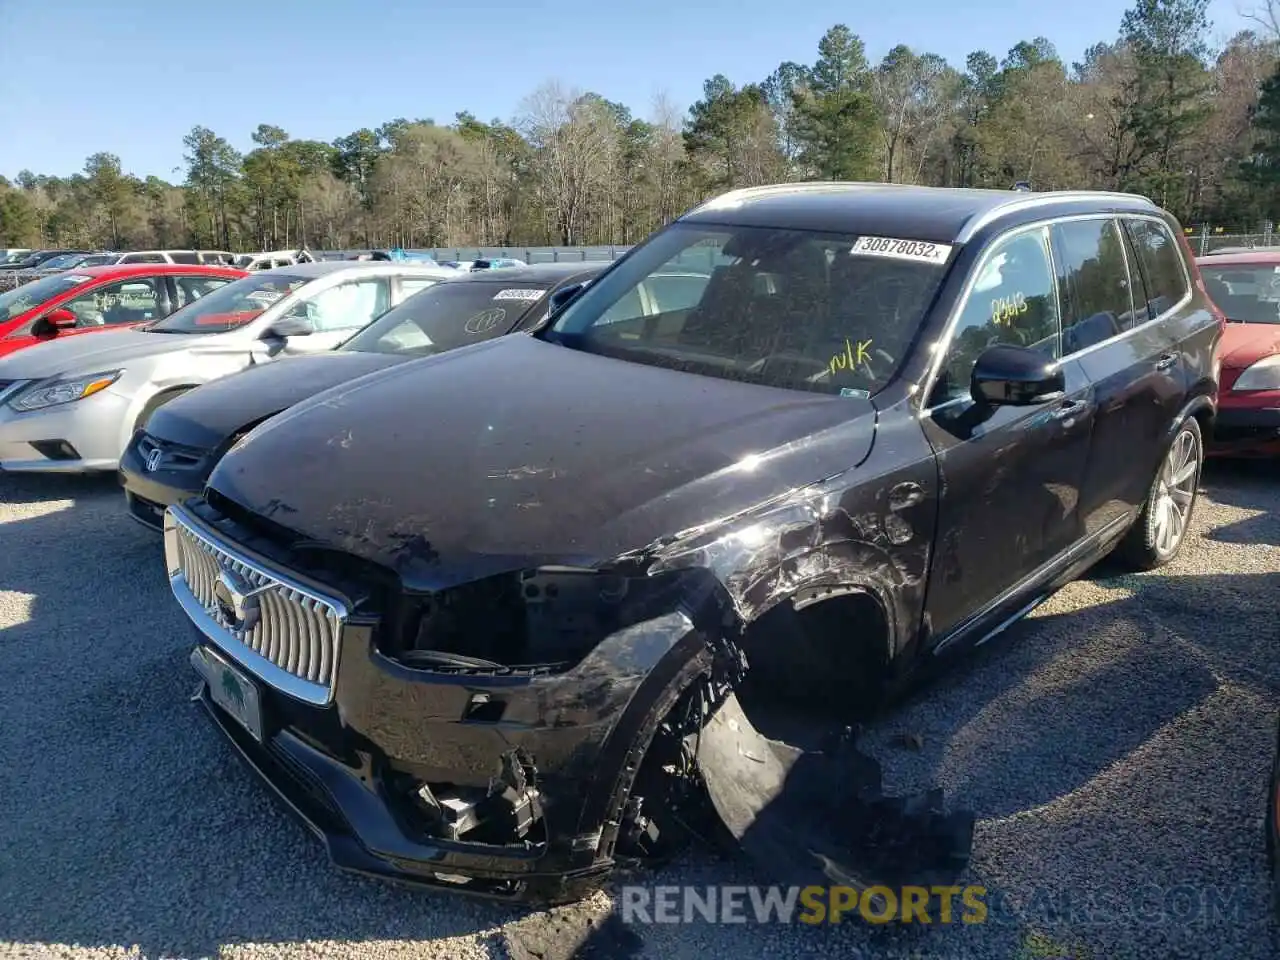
xmin=0 ymin=261 xmax=456 ymax=473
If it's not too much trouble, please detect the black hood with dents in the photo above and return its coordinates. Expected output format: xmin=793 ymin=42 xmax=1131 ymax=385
xmin=206 ymin=334 xmax=879 ymax=591
xmin=199 ymin=332 xmax=976 ymax=907
xmin=146 ymin=352 xmax=409 ymax=452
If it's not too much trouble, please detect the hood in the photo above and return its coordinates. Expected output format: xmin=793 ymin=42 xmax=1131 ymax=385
xmin=146 ymin=350 xmax=409 ymax=451
xmin=1221 ymin=322 xmax=1280 ymax=369
xmin=0 ymin=327 xmax=199 ymax=380
xmin=208 ymin=335 xmax=877 ymax=590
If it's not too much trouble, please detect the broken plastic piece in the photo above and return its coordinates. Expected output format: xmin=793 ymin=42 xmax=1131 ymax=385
xmin=694 ymin=692 xmax=975 ymax=904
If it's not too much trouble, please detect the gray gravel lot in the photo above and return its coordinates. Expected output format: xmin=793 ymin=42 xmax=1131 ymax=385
xmin=0 ymin=462 xmax=1277 ymax=960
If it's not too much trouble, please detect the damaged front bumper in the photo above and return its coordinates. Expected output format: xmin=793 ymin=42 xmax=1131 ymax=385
xmin=169 ymin=501 xmax=975 ymax=907
xmin=181 ymin=607 xmax=719 ymax=904
xmin=189 ymin=652 xmax=617 ymax=901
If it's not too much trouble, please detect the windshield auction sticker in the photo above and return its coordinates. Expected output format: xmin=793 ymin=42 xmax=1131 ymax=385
xmin=492 ymin=288 xmax=545 ymax=301
xmin=851 ymin=236 xmax=953 ymax=264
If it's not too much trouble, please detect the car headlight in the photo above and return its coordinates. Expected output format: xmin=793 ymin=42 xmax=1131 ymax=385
xmin=8 ymin=369 xmax=123 ymax=412
xmin=1231 ymin=354 xmax=1280 ymax=392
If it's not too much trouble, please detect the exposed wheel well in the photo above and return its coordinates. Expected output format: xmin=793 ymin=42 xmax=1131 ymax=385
xmin=1190 ymin=403 xmax=1214 ymax=443
xmin=736 ymin=590 xmax=891 ymax=721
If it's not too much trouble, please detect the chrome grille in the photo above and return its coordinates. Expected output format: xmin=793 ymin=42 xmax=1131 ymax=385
xmin=137 ymin=433 xmax=206 ymax=470
xmin=164 ymin=504 xmax=348 ymax=705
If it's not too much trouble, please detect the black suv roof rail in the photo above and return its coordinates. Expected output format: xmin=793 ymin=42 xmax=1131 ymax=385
xmin=680 ymin=182 xmax=1159 ymax=244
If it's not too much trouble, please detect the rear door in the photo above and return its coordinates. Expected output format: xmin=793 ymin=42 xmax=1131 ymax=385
xmin=920 ymin=223 xmax=1096 ymax=648
xmin=166 ymin=274 xmax=239 ymax=314
xmin=1067 ymin=215 xmax=1190 ymax=537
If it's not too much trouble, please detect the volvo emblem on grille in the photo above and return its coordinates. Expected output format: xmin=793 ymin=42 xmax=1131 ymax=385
xmin=213 ymin=566 xmax=263 ymax=632
xmin=144 ymin=447 xmax=163 ymax=472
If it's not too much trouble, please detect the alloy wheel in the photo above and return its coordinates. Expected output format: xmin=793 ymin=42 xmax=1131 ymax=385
xmin=1152 ymin=428 xmax=1200 ymax=556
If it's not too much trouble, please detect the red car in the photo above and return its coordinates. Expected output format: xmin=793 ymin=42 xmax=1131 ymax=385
xmin=0 ymin=263 xmax=248 ymax=359
xmin=1196 ymin=252 xmax=1280 ymax=456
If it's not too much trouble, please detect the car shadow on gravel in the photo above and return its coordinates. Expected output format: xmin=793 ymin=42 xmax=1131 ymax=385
xmin=1200 ymin=458 xmax=1278 ymax=546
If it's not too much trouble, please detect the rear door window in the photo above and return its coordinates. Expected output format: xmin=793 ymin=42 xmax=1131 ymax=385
xmin=173 ymin=275 xmax=235 ymax=309
xmin=169 ymin=251 xmax=200 ymax=264
xmin=1123 ymin=218 xmax=1190 ymax=321
xmin=1051 ymin=218 xmax=1137 ymax=353
xmin=642 ymin=273 xmax=709 ymax=314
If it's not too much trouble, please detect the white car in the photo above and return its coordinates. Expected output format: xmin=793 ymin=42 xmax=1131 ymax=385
xmin=0 ymin=261 xmax=456 ymax=473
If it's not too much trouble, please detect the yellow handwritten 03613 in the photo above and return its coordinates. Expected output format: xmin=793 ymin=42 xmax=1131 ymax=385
xmin=829 ymin=337 xmax=873 ymax=377
xmin=990 ymin=292 xmax=1028 ymax=326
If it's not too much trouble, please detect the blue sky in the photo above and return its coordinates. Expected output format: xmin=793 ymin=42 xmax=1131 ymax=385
xmin=0 ymin=0 xmax=1255 ymax=182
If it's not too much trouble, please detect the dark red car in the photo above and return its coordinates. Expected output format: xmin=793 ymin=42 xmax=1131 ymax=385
xmin=0 ymin=263 xmax=248 ymax=360
xmin=1197 ymin=252 xmax=1280 ymax=456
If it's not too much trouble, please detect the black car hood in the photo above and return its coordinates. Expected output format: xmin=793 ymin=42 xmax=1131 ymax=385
xmin=208 ymin=335 xmax=878 ymax=590
xmin=146 ymin=351 xmax=410 ymax=451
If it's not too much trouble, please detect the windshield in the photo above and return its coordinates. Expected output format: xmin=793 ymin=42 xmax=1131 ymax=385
xmin=38 ymin=253 xmax=85 ymax=270
xmin=0 ymin=252 xmax=29 ymax=265
xmin=1201 ymin=264 xmax=1280 ymax=324
xmin=546 ymin=222 xmax=952 ymax=395
xmin=76 ymin=254 xmax=115 ymax=267
xmin=340 ymin=279 xmax=551 ymax=356
xmin=148 ymin=272 xmax=309 ymax=333
xmin=0 ymin=272 xmax=95 ymax=322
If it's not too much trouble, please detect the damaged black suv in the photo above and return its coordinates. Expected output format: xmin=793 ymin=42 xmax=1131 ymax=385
xmin=164 ymin=183 xmax=1220 ymax=904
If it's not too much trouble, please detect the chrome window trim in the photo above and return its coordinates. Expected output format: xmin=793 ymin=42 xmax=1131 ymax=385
xmin=918 ymin=211 xmax=1194 ymax=416
xmin=953 ymin=191 xmax=1156 ymax=244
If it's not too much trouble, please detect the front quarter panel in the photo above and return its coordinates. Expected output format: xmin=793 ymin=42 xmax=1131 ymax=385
xmin=641 ymin=399 xmax=937 ymax=667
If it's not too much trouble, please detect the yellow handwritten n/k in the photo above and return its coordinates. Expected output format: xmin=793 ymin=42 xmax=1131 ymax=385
xmin=829 ymin=338 xmax=874 ymax=376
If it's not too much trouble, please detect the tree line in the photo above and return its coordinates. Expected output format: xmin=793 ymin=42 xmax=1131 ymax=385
xmin=5 ymin=0 xmax=1280 ymax=253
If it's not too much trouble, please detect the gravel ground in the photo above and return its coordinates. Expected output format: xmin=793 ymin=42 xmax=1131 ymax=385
xmin=0 ymin=461 xmax=1277 ymax=960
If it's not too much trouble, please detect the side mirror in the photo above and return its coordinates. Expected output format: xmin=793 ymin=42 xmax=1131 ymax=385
xmin=261 ymin=316 xmax=314 ymax=339
xmin=971 ymin=344 xmax=1065 ymax=406
xmin=548 ymin=282 xmax=585 ymax=313
xmin=44 ymin=307 xmax=78 ymax=330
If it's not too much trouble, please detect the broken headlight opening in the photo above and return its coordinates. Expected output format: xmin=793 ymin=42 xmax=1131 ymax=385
xmin=381 ymin=565 xmax=701 ymax=675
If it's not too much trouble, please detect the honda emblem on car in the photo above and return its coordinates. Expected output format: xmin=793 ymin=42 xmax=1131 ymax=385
xmin=145 ymin=447 xmax=163 ymax=472
xmin=213 ymin=566 xmax=262 ymax=633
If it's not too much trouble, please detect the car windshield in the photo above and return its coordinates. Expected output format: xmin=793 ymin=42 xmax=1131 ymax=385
xmin=76 ymin=254 xmax=115 ymax=267
xmin=38 ymin=253 xmax=84 ymax=270
xmin=545 ymin=222 xmax=953 ymax=395
xmin=1200 ymin=264 xmax=1280 ymax=324
xmin=147 ymin=272 xmax=309 ymax=333
xmin=340 ymin=280 xmax=550 ymax=356
xmin=0 ymin=272 xmax=95 ymax=321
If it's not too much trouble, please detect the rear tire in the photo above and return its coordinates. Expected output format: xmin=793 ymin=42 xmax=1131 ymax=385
xmin=1115 ymin=415 xmax=1203 ymax=571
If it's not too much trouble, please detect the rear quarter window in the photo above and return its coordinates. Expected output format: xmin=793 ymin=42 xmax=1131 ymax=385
xmin=1124 ymin=218 xmax=1189 ymax=320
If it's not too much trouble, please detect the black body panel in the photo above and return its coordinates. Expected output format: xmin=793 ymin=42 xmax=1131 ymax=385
xmin=170 ymin=184 xmax=1219 ymax=901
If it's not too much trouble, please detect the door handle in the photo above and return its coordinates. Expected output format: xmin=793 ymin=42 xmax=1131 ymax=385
xmin=1155 ymin=352 xmax=1178 ymax=371
xmin=1049 ymin=399 xmax=1086 ymax=420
